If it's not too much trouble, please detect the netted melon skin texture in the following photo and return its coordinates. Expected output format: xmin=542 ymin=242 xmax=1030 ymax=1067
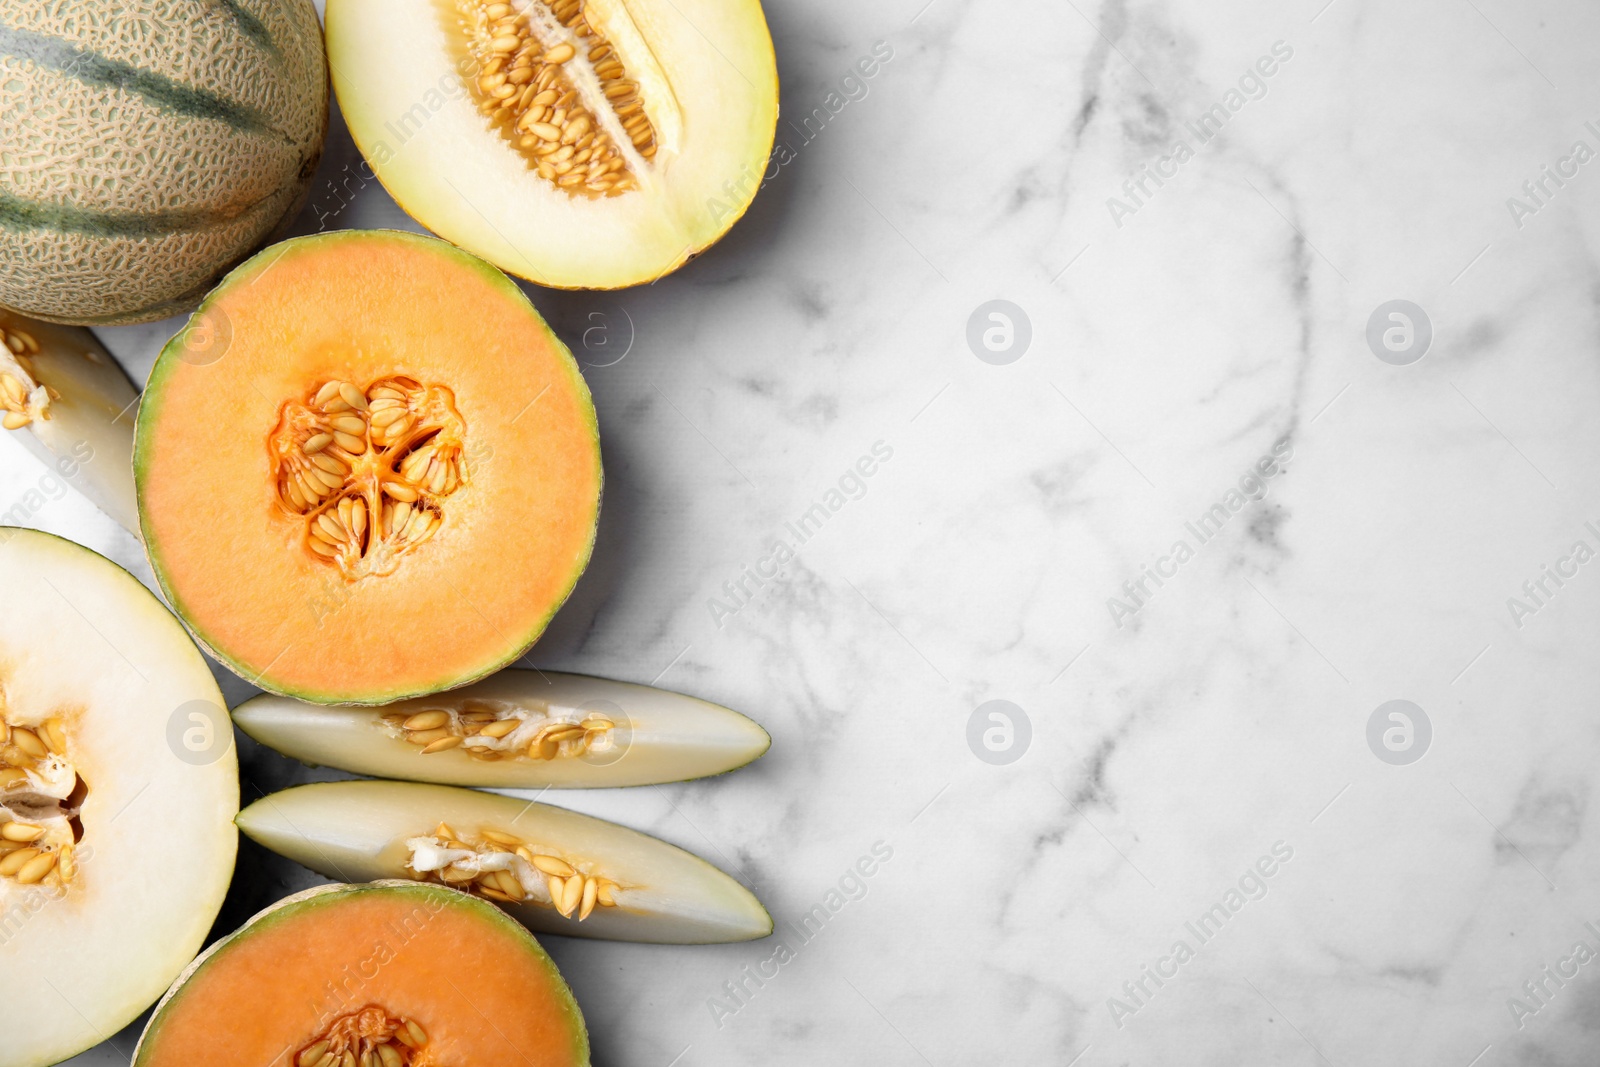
xmin=0 ymin=1 xmax=328 ymax=325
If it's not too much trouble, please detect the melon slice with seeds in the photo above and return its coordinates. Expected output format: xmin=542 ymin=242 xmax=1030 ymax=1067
xmin=238 ymin=780 xmax=772 ymax=943
xmin=133 ymin=881 xmax=589 ymax=1067
xmin=233 ymin=669 xmax=770 ymax=787
xmin=0 ymin=528 xmax=237 ymax=1067
xmin=326 ymin=0 xmax=779 ymax=288
xmin=0 ymin=313 xmax=140 ymax=534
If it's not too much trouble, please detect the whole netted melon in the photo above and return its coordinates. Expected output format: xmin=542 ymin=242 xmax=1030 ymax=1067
xmin=0 ymin=1 xmax=328 ymax=325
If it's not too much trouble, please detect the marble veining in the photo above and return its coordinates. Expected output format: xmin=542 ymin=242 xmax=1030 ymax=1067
xmin=10 ymin=0 xmax=1600 ymax=1064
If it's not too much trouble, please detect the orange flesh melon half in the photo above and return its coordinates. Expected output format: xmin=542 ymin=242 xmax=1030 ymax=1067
xmin=134 ymin=230 xmax=602 ymax=704
xmin=133 ymin=881 xmax=588 ymax=1067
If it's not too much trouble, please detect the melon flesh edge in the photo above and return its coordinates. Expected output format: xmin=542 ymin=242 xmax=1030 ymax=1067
xmin=326 ymin=0 xmax=779 ymax=288
xmin=0 ymin=528 xmax=237 ymax=1067
xmin=237 ymin=780 xmax=772 ymax=943
xmin=232 ymin=669 xmax=771 ymax=787
xmin=0 ymin=316 xmax=140 ymax=535
xmin=133 ymin=880 xmax=589 ymax=1067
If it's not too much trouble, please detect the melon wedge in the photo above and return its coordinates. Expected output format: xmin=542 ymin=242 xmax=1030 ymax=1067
xmin=233 ymin=669 xmax=770 ymax=788
xmin=0 ymin=314 xmax=139 ymax=534
xmin=134 ymin=881 xmax=588 ymax=1067
xmin=326 ymin=0 xmax=778 ymax=288
xmin=0 ymin=528 xmax=237 ymax=1067
xmin=238 ymin=780 xmax=772 ymax=943
xmin=134 ymin=230 xmax=603 ymax=705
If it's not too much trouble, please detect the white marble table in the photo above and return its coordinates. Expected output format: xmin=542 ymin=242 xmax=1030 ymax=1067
xmin=22 ymin=0 xmax=1600 ymax=1063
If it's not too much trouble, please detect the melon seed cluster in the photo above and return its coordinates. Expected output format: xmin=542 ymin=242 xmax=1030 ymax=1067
xmin=462 ymin=0 xmax=658 ymax=196
xmin=409 ymin=822 xmax=621 ymax=921
xmin=271 ymin=377 xmax=469 ymax=578
xmin=0 ymin=716 xmax=76 ymax=888
xmin=294 ymin=1007 xmax=433 ymax=1067
xmin=382 ymin=703 xmax=616 ymax=760
xmin=0 ymin=322 xmax=47 ymax=431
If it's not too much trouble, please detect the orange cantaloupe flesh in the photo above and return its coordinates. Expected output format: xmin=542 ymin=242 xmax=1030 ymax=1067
xmin=135 ymin=231 xmax=601 ymax=704
xmin=135 ymin=884 xmax=587 ymax=1067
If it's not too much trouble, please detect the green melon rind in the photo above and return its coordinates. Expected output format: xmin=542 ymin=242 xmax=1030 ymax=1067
xmin=133 ymin=229 xmax=603 ymax=706
xmin=0 ymin=2 xmax=330 ymax=325
xmin=0 ymin=22 xmax=284 ymax=136
xmin=131 ymin=880 xmax=590 ymax=1067
xmin=2 ymin=281 xmax=229 ymax=329
xmin=0 ymin=526 xmax=239 ymax=1067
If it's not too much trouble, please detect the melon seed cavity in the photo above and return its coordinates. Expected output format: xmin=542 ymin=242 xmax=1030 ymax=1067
xmin=295 ymin=1007 xmax=433 ymax=1067
xmin=381 ymin=701 xmax=617 ymax=761
xmin=0 ymin=694 xmax=84 ymax=892
xmin=459 ymin=0 xmax=664 ymax=197
xmin=404 ymin=822 xmax=623 ymax=921
xmin=0 ymin=321 xmax=51 ymax=432
xmin=270 ymin=377 xmax=469 ymax=578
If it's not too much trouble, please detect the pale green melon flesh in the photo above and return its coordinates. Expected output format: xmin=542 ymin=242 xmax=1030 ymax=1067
xmin=0 ymin=314 xmax=140 ymax=534
xmin=326 ymin=0 xmax=778 ymax=289
xmin=233 ymin=669 xmax=770 ymax=788
xmin=0 ymin=528 xmax=237 ymax=1067
xmin=237 ymin=780 xmax=772 ymax=943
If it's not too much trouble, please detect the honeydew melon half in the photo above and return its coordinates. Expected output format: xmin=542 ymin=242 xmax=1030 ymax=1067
xmin=233 ymin=669 xmax=770 ymax=788
xmin=134 ymin=230 xmax=602 ymax=705
xmin=326 ymin=0 xmax=778 ymax=288
xmin=0 ymin=528 xmax=237 ymax=1067
xmin=133 ymin=881 xmax=588 ymax=1067
xmin=238 ymin=780 xmax=772 ymax=943
xmin=0 ymin=313 xmax=140 ymax=534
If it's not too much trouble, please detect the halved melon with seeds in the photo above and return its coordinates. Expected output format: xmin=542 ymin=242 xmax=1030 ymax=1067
xmin=238 ymin=780 xmax=772 ymax=943
xmin=133 ymin=881 xmax=589 ymax=1067
xmin=0 ymin=528 xmax=237 ymax=1067
xmin=326 ymin=0 xmax=778 ymax=288
xmin=134 ymin=230 xmax=602 ymax=704
xmin=0 ymin=313 xmax=140 ymax=533
xmin=234 ymin=669 xmax=770 ymax=787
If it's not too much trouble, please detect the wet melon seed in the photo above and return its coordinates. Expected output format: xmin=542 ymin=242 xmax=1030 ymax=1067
xmin=404 ymin=824 xmax=622 ymax=921
xmin=457 ymin=0 xmax=659 ymax=198
xmin=295 ymin=1008 xmax=432 ymax=1067
xmin=270 ymin=377 xmax=468 ymax=578
xmin=383 ymin=704 xmax=617 ymax=762
xmin=0 ymin=705 xmax=83 ymax=889
xmin=0 ymin=322 xmax=43 ymax=431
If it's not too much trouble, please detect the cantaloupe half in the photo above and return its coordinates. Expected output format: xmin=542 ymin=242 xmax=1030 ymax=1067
xmin=239 ymin=780 xmax=773 ymax=943
xmin=0 ymin=313 xmax=140 ymax=534
xmin=0 ymin=528 xmax=237 ymax=1067
xmin=234 ymin=669 xmax=770 ymax=788
xmin=134 ymin=230 xmax=602 ymax=705
xmin=326 ymin=0 xmax=778 ymax=289
xmin=133 ymin=881 xmax=589 ymax=1067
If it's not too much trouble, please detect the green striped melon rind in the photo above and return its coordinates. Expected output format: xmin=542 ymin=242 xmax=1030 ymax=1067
xmin=0 ymin=1 xmax=329 ymax=325
xmin=134 ymin=230 xmax=603 ymax=706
